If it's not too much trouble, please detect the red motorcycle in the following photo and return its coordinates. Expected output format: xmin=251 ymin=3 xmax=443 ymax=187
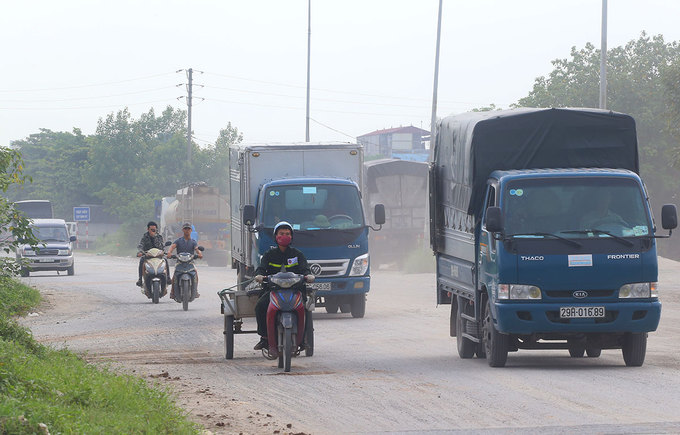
xmin=262 ymin=271 xmax=314 ymax=372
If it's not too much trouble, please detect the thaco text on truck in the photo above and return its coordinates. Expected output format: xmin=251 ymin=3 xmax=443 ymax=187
xmin=229 ymin=142 xmax=384 ymax=318
xmin=429 ymin=108 xmax=677 ymax=367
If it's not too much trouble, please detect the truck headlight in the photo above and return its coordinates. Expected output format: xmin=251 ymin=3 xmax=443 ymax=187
xmin=58 ymin=249 xmax=71 ymax=256
xmin=498 ymin=284 xmax=541 ymax=300
xmin=619 ymin=282 xmax=655 ymax=298
xmin=349 ymin=253 xmax=369 ymax=276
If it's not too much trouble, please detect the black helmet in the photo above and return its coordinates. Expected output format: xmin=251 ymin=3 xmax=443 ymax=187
xmin=273 ymin=221 xmax=293 ymax=237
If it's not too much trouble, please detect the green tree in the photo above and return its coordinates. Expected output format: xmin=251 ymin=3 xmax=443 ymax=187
xmin=8 ymin=128 xmax=95 ymax=218
xmin=201 ymin=123 xmax=243 ymax=194
xmin=0 ymin=147 xmax=40 ymax=276
xmin=516 ymin=32 xmax=680 ymax=257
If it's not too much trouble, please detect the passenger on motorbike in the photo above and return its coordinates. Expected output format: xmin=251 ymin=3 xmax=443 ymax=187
xmin=136 ymin=221 xmax=167 ymax=290
xmin=167 ymin=222 xmax=203 ymax=298
xmin=253 ymin=221 xmax=315 ymax=350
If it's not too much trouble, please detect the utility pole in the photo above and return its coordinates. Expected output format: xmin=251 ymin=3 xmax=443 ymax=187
xmin=187 ymin=68 xmax=193 ymax=162
xmin=599 ymin=0 xmax=608 ymax=109
xmin=430 ymin=0 xmax=443 ymax=156
xmin=305 ymin=0 xmax=311 ymax=142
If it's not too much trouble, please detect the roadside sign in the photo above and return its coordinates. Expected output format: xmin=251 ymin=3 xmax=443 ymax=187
xmin=73 ymin=206 xmax=90 ymax=222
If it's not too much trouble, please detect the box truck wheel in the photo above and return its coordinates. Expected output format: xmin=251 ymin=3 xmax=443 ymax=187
xmin=483 ymin=298 xmax=509 ymax=367
xmin=456 ymin=296 xmax=475 ymax=359
xmin=622 ymin=332 xmax=647 ymax=367
xmin=350 ymin=294 xmax=366 ymax=318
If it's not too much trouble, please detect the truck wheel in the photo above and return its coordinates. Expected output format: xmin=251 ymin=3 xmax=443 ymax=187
xmin=20 ymin=267 xmax=29 ymax=277
xmin=568 ymin=340 xmax=585 ymax=357
xmin=224 ymin=315 xmax=234 ymax=360
xmin=67 ymin=265 xmax=74 ymax=276
xmin=340 ymin=303 xmax=351 ymax=314
xmin=586 ymin=347 xmax=602 ymax=358
xmin=325 ymin=297 xmax=339 ymax=314
xmin=350 ymin=294 xmax=366 ymax=318
xmin=622 ymin=332 xmax=647 ymax=367
xmin=456 ymin=297 xmax=475 ymax=359
xmin=483 ymin=298 xmax=509 ymax=367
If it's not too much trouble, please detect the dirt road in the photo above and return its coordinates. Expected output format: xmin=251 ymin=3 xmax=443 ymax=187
xmin=19 ymin=253 xmax=680 ymax=434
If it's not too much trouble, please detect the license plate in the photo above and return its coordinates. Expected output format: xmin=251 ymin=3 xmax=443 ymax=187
xmin=560 ymin=306 xmax=605 ymax=318
xmin=38 ymin=258 xmax=54 ymax=263
xmin=307 ymin=282 xmax=331 ymax=291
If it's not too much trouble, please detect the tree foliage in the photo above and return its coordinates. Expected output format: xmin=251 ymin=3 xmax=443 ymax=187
xmin=0 ymin=147 xmax=40 ymax=276
xmin=8 ymin=106 xmax=241 ymax=248
xmin=516 ymin=33 xmax=680 ymax=257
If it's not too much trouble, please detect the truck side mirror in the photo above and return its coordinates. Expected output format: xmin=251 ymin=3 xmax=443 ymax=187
xmin=243 ymin=205 xmax=256 ymax=226
xmin=485 ymin=206 xmax=503 ymax=233
xmin=661 ymin=204 xmax=677 ymax=230
xmin=374 ymin=204 xmax=386 ymax=226
xmin=69 ymin=235 xmax=77 ymax=242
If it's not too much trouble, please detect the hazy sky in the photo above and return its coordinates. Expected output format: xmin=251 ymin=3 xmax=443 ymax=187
xmin=2 ymin=0 xmax=680 ymax=148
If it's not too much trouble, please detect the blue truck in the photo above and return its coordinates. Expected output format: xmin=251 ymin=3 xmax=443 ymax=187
xmin=229 ymin=142 xmax=384 ymax=318
xmin=430 ymin=108 xmax=677 ymax=367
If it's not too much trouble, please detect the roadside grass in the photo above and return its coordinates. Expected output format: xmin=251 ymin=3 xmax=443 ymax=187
xmin=0 ymin=277 xmax=200 ymax=434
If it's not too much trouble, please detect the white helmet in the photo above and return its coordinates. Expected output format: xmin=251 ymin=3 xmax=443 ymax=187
xmin=273 ymin=221 xmax=293 ymax=237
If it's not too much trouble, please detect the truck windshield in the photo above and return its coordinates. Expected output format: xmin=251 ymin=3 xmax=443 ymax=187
xmin=262 ymin=184 xmax=364 ymax=230
xmin=501 ymin=177 xmax=651 ymax=239
xmin=33 ymin=226 xmax=69 ymax=242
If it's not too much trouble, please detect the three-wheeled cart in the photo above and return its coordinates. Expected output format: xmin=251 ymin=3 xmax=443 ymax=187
xmin=218 ymin=285 xmax=315 ymax=361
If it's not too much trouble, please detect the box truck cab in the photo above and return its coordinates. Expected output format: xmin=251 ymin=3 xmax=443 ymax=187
xmin=231 ymin=143 xmax=384 ymax=318
xmin=430 ymin=108 xmax=677 ymax=367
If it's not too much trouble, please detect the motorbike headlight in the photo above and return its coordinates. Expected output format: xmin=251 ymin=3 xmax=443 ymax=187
xmin=498 ymin=284 xmax=541 ymax=300
xmin=349 ymin=253 xmax=369 ymax=276
xmin=145 ymin=263 xmax=155 ymax=274
xmin=270 ymin=272 xmax=302 ymax=288
xmin=619 ymin=282 xmax=655 ymax=298
xmin=58 ymin=249 xmax=71 ymax=256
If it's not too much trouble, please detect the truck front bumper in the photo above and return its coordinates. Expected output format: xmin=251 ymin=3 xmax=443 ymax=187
xmin=495 ymin=300 xmax=661 ymax=334
xmin=21 ymin=255 xmax=74 ymax=272
xmin=308 ymin=276 xmax=370 ymax=296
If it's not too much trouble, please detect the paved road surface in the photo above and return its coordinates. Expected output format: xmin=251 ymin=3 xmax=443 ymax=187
xmin=19 ymin=253 xmax=680 ymax=434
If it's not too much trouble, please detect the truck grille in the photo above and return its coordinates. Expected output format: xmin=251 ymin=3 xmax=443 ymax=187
xmin=307 ymin=259 xmax=349 ymax=277
xmin=36 ymin=249 xmax=59 ymax=256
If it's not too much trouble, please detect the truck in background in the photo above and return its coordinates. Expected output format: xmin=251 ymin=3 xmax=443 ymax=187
xmin=430 ymin=107 xmax=677 ymax=367
xmin=363 ymin=158 xmax=428 ymax=267
xmin=14 ymin=200 xmax=53 ymax=219
xmin=230 ymin=142 xmax=384 ymax=318
xmin=160 ymin=182 xmax=230 ymax=266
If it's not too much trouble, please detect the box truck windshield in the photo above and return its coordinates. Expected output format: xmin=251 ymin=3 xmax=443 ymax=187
xmin=502 ymin=176 xmax=650 ymax=239
xmin=261 ymin=184 xmax=364 ymax=230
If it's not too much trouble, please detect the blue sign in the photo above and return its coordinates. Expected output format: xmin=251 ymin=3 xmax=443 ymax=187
xmin=73 ymin=206 xmax=90 ymax=222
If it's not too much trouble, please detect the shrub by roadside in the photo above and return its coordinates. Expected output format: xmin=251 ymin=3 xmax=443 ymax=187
xmin=0 ymin=277 xmax=200 ymax=434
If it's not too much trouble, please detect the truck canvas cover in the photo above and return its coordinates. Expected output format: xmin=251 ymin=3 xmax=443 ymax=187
xmin=434 ymin=107 xmax=639 ymax=219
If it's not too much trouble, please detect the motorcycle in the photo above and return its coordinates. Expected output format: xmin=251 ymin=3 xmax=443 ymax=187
xmin=169 ymin=246 xmax=204 ymax=311
xmin=141 ymin=247 xmax=169 ymax=304
xmin=261 ymin=270 xmax=315 ymax=372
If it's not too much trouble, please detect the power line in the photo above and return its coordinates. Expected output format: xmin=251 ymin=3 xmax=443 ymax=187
xmin=0 ymin=86 xmax=176 ymax=103
xmin=309 ymin=117 xmax=356 ymax=140
xmin=0 ymin=72 xmax=176 ymax=93
xmin=0 ymin=99 xmax=175 ymax=111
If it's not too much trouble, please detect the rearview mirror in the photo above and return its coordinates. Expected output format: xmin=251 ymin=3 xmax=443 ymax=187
xmin=243 ymin=205 xmax=256 ymax=226
xmin=662 ymin=204 xmax=678 ymax=230
xmin=485 ymin=206 xmax=503 ymax=233
xmin=374 ymin=204 xmax=386 ymax=225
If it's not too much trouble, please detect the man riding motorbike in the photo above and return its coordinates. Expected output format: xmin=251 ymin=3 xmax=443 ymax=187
xmin=166 ymin=222 xmax=203 ymax=299
xmin=136 ymin=221 xmax=167 ymax=291
xmin=253 ymin=221 xmax=315 ymax=350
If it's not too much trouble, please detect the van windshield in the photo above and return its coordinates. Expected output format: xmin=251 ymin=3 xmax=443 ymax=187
xmin=33 ymin=226 xmax=69 ymax=242
xmin=502 ymin=177 xmax=651 ymax=239
xmin=262 ymin=184 xmax=364 ymax=230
